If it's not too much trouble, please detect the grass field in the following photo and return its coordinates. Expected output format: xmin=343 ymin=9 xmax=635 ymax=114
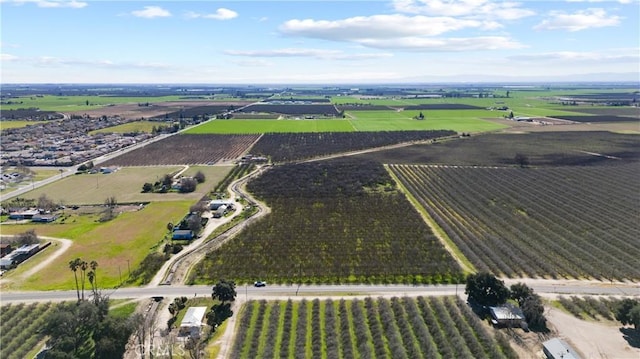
xmin=14 ymin=165 xmax=232 ymax=205
xmin=184 ymin=119 xmax=356 ymax=134
xmin=0 ymin=120 xmax=49 ymax=130
xmin=89 ymin=120 xmax=159 ymax=134
xmin=0 ymin=200 xmax=192 ymax=290
xmin=346 ymin=110 xmax=507 ymax=132
xmin=184 ymin=113 xmax=506 ymax=134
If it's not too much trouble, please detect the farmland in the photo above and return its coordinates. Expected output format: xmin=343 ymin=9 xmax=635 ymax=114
xmin=0 ymin=300 xmax=137 ymax=359
xmin=17 ymin=166 xmax=232 ymax=205
xmin=388 ymin=163 xmax=640 ymax=280
xmin=0 ymin=302 xmax=58 ymax=359
xmin=185 ymin=119 xmax=356 ymax=134
xmin=100 ymin=134 xmax=260 ymax=166
xmin=251 ymin=130 xmax=455 ymax=163
xmin=229 ymin=296 xmax=517 ymax=359
xmin=357 ymin=131 xmax=640 ymax=166
xmin=0 ymin=200 xmax=193 ymax=290
xmin=190 ymin=158 xmax=463 ymax=285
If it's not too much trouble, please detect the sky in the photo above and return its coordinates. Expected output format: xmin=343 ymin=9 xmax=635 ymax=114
xmin=1 ymin=0 xmax=639 ymax=84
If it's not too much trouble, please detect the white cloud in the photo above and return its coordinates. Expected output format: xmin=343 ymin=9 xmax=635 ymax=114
xmin=392 ymin=0 xmax=535 ymax=20
xmin=280 ymin=14 xmax=499 ymax=40
xmin=35 ymin=0 xmax=86 ymax=8
xmin=534 ymin=8 xmax=621 ymax=31
xmin=225 ymin=48 xmax=393 ymax=60
xmin=279 ymin=14 xmax=523 ymax=51
xmin=4 ymin=0 xmax=87 ymax=8
xmin=131 ymin=6 xmax=171 ymax=19
xmin=1 ymin=53 xmax=19 ymax=61
xmin=186 ymin=8 xmax=238 ymax=20
xmin=359 ymin=36 xmax=525 ymax=51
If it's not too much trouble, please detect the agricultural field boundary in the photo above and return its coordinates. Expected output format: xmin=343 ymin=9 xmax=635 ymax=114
xmin=385 ymin=164 xmax=476 ymax=274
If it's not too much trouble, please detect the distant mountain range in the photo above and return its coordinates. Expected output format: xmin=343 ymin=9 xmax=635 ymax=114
xmin=407 ymin=72 xmax=640 ymax=84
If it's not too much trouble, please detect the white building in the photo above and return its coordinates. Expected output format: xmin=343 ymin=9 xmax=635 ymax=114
xmin=179 ymin=307 xmax=207 ymax=338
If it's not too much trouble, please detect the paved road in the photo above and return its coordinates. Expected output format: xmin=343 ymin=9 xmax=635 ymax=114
xmin=2 ymin=282 xmax=638 ymax=304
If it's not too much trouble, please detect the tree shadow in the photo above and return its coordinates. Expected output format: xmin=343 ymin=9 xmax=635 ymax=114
xmin=620 ymin=327 xmax=640 ymax=348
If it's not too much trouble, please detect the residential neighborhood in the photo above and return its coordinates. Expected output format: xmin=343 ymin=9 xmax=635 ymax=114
xmin=1 ymin=115 xmax=156 ymax=167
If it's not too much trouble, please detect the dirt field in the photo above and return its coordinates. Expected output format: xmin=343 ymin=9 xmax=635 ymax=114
xmin=546 ymin=306 xmax=640 ymax=359
xmin=66 ymin=101 xmax=252 ymax=119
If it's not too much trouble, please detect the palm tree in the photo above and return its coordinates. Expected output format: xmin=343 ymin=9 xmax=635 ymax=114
xmin=79 ymin=260 xmax=88 ymax=300
xmin=90 ymin=260 xmax=98 ymax=295
xmin=69 ymin=258 xmax=81 ymax=301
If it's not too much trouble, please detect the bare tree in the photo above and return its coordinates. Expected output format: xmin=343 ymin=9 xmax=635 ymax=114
xmin=101 ymin=196 xmax=118 ymax=221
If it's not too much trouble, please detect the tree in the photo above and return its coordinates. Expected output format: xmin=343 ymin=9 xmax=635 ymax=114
xmin=212 ymin=280 xmax=237 ymax=305
xmin=187 ymin=214 xmax=203 ymax=233
xmin=162 ymin=174 xmax=174 ymax=189
xmin=37 ymin=194 xmax=56 ymax=212
xmin=508 ymin=111 xmax=514 ymax=119
xmin=194 ymin=171 xmax=206 ymax=183
xmin=44 ymin=301 xmax=100 ymax=357
xmin=616 ymin=298 xmax=640 ymax=330
xmin=142 ymin=182 xmax=153 ymax=193
xmin=206 ymin=303 xmax=233 ymax=330
xmin=101 ymin=196 xmax=117 ymax=221
xmin=510 ymin=282 xmax=534 ymax=306
xmin=180 ymin=178 xmax=198 ymax=193
xmin=88 ymin=260 xmax=99 ymax=298
xmin=521 ymin=294 xmax=547 ymax=331
xmin=465 ymin=272 xmax=510 ymax=307
xmin=14 ymin=229 xmax=38 ymax=246
xmin=69 ymin=258 xmax=82 ymax=301
xmin=80 ymin=259 xmax=88 ymax=301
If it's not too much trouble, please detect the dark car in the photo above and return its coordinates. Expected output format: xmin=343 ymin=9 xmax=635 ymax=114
xmin=254 ymin=281 xmax=267 ymax=287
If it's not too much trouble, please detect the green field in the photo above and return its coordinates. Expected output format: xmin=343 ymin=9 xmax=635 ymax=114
xmin=89 ymin=120 xmax=159 ymax=134
xmin=184 ymin=119 xmax=356 ymax=134
xmin=184 ymin=113 xmax=506 ymax=134
xmin=346 ymin=110 xmax=506 ymax=132
xmin=0 ymin=120 xmax=49 ymax=130
xmin=0 ymin=200 xmax=192 ymax=290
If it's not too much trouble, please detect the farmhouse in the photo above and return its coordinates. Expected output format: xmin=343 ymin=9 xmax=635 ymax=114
xmin=172 ymin=229 xmax=195 ymax=240
xmin=179 ymin=306 xmax=207 ymax=337
xmin=542 ymin=338 xmax=582 ymax=359
xmin=488 ymin=304 xmax=526 ymax=328
xmin=209 ymin=199 xmax=234 ymax=210
xmin=8 ymin=209 xmax=40 ymax=220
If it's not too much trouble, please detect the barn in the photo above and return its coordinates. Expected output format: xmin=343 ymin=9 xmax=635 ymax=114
xmin=488 ymin=304 xmax=526 ymax=328
xmin=179 ymin=307 xmax=207 ymax=337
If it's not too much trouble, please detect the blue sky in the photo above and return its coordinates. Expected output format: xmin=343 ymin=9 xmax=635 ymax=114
xmin=1 ymin=0 xmax=638 ymax=83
